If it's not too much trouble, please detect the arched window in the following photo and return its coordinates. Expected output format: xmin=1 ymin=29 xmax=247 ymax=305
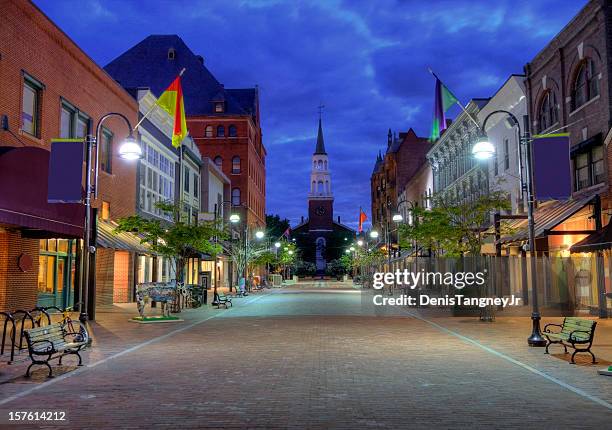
xmin=228 ymin=125 xmax=237 ymax=137
xmin=231 ymin=188 xmax=241 ymax=206
xmin=311 ymin=181 xmax=316 ymax=192
xmin=214 ymin=156 xmax=222 ymax=168
xmin=324 ymin=160 xmax=327 ymax=170
xmin=217 ymin=125 xmax=225 ymax=137
xmin=205 ymin=126 xmax=213 ymax=137
xmin=325 ymin=180 xmax=329 ymax=193
xmin=572 ymin=58 xmax=599 ymax=110
xmin=537 ymin=91 xmax=558 ymax=132
xmin=317 ymin=181 xmax=324 ymax=194
xmin=317 ymin=160 xmax=323 ymax=170
xmin=232 ymin=156 xmax=241 ymax=174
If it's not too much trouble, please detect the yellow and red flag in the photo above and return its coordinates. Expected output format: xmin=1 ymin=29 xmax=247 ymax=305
xmin=358 ymin=207 xmax=368 ymax=232
xmin=157 ymin=75 xmax=188 ymax=148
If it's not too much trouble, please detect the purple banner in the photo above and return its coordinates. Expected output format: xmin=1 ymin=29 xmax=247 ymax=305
xmin=532 ymin=135 xmax=571 ymax=200
xmin=48 ymin=139 xmax=84 ymax=203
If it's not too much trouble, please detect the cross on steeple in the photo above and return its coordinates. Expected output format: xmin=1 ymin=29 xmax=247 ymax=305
xmin=317 ymin=103 xmax=325 ymax=120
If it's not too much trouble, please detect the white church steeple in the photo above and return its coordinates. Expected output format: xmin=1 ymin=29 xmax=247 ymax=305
xmin=309 ymin=118 xmax=333 ymax=199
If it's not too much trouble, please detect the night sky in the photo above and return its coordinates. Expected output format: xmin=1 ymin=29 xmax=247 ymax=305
xmin=34 ymin=0 xmax=587 ymax=229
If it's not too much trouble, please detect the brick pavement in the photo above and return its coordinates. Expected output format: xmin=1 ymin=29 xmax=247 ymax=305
xmin=0 ymin=285 xmax=611 ymax=429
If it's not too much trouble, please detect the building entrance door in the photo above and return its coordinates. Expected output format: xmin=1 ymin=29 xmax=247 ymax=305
xmin=37 ymin=239 xmax=75 ymax=309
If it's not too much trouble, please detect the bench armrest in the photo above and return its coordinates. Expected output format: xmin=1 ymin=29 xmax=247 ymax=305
xmin=30 ymin=339 xmax=54 ymax=354
xmin=64 ymin=331 xmax=88 ymax=344
xmin=569 ymin=329 xmax=592 ymax=342
xmin=543 ymin=323 xmax=563 ymax=333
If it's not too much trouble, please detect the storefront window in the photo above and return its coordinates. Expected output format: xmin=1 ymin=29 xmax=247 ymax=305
xmin=37 ymin=255 xmax=55 ymax=294
xmin=38 ymin=239 xmax=75 ymax=308
xmin=57 ymin=239 xmax=69 ymax=253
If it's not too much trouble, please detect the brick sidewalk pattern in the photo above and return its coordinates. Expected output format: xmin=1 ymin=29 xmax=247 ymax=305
xmin=0 ymin=283 xmax=611 ymax=429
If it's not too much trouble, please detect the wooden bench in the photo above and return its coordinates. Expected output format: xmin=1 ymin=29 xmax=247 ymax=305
xmin=23 ymin=323 xmax=88 ymax=377
xmin=543 ymin=317 xmax=597 ymax=364
xmin=212 ymin=292 xmax=232 ymax=309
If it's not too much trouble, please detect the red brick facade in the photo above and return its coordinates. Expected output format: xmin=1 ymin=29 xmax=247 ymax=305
xmin=189 ymin=112 xmax=266 ymax=228
xmin=0 ymin=231 xmax=39 ymax=312
xmin=0 ymin=0 xmax=138 ymax=312
xmin=525 ymin=0 xmax=611 ymax=205
xmin=371 ymin=129 xmax=430 ymax=234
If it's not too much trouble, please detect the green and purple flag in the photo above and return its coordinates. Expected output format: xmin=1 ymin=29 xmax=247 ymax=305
xmin=430 ymin=77 xmax=458 ymax=141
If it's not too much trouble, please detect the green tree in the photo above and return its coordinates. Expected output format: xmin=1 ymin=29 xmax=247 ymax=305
xmin=399 ymin=191 xmax=511 ymax=256
xmin=265 ymin=214 xmax=290 ymax=239
xmin=114 ymin=201 xmax=225 ymax=285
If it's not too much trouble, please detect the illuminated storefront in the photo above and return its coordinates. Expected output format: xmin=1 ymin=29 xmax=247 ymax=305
xmin=37 ymin=239 xmax=78 ymax=309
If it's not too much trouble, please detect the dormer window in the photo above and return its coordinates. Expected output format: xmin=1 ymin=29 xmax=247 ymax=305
xmin=215 ymin=102 xmax=224 ymax=113
xmin=167 ymin=48 xmax=176 ymax=60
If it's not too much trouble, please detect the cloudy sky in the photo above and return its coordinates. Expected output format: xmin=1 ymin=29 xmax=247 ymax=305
xmin=35 ymin=0 xmax=587 ymax=228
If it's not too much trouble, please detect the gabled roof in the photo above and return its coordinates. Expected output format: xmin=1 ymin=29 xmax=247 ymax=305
xmin=314 ymin=118 xmax=326 ymax=155
xmin=387 ymin=128 xmax=427 ymax=154
xmin=104 ymin=35 xmax=256 ymax=117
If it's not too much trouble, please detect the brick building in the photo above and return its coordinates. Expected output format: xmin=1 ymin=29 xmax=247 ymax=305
xmin=370 ymin=128 xmax=429 ymax=242
xmin=526 ymin=0 xmax=611 ymax=202
xmin=0 ymin=0 xmax=138 ymax=313
xmin=104 ymin=35 xmax=266 ymax=229
xmin=494 ymin=0 xmax=612 ymax=256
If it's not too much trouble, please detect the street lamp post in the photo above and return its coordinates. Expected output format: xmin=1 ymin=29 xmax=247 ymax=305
xmin=80 ymin=113 xmax=141 ymax=323
xmin=229 ymin=210 xmax=266 ymax=292
xmin=474 ymin=110 xmax=546 ymax=347
xmin=369 ymin=230 xmax=379 ymax=286
xmin=383 ymin=198 xmax=406 ymax=295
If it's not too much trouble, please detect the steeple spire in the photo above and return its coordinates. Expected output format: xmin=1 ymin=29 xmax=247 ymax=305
xmin=314 ymin=117 xmax=327 ymax=155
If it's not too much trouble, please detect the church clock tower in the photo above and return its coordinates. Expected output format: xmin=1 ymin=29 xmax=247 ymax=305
xmin=308 ymin=118 xmax=334 ymax=231
xmin=292 ymin=111 xmax=354 ymax=275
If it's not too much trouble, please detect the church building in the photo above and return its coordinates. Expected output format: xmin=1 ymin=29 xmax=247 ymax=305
xmin=292 ymin=118 xmax=354 ymax=273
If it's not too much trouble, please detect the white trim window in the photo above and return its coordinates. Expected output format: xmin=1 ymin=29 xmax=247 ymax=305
xmin=139 ymin=138 xmax=175 ymax=220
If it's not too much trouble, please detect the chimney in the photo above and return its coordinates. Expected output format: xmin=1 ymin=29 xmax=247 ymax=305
xmin=301 ymin=216 xmax=304 ymax=223
xmin=196 ymin=55 xmax=204 ymax=65
xmin=337 ymin=216 xmax=341 ymax=223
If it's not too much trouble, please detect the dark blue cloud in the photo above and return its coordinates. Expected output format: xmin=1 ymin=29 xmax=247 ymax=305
xmin=34 ymin=0 xmax=587 ymax=228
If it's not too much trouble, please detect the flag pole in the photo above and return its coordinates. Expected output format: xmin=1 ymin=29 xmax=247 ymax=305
xmin=427 ymin=67 xmax=482 ymax=130
xmin=134 ymin=68 xmax=186 ymax=131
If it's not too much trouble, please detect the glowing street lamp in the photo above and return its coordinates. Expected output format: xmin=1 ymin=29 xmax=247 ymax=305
xmin=229 ymin=214 xmax=240 ymax=223
xmin=357 ymin=240 xmax=364 ymax=246
xmin=118 ymin=136 xmax=143 ymax=160
xmin=81 ymin=112 xmax=141 ymax=322
xmin=274 ymin=242 xmax=281 ymax=248
xmin=473 ymin=110 xmax=545 ymax=347
xmin=370 ymin=230 xmax=379 ymax=239
xmin=255 ymin=230 xmax=265 ymax=239
xmin=392 ymin=214 xmax=403 ymax=223
xmin=471 ymin=138 xmax=496 ymax=160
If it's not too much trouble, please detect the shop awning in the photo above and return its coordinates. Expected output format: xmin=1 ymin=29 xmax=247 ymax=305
xmin=0 ymin=146 xmax=84 ymax=238
xmin=496 ymin=193 xmax=598 ymax=245
xmin=97 ymin=220 xmax=150 ymax=253
xmin=570 ymin=218 xmax=612 ymax=253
